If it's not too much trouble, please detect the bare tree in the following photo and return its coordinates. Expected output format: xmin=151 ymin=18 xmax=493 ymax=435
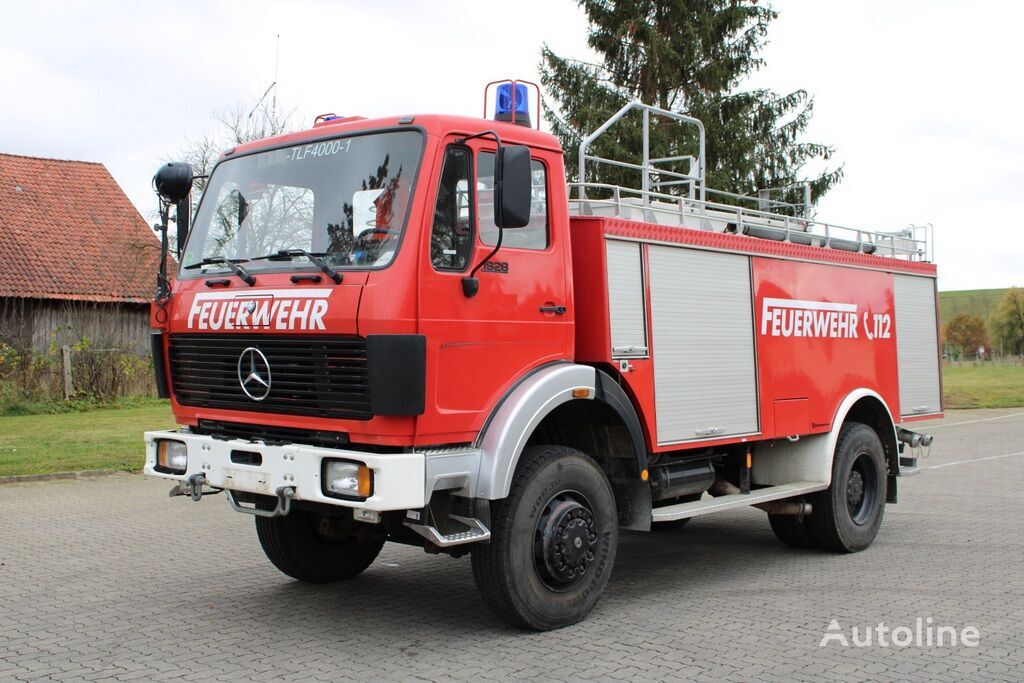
xmin=176 ymin=99 xmax=297 ymax=219
xmin=158 ymin=98 xmax=298 ymax=257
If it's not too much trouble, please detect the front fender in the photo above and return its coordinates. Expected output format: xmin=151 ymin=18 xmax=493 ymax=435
xmin=474 ymin=363 xmax=596 ymax=499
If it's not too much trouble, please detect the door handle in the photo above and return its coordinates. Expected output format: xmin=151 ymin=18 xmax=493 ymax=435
xmin=539 ymin=305 xmax=567 ymax=315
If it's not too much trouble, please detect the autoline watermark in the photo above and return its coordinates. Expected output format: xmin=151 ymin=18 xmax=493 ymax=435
xmin=820 ymin=618 xmax=981 ymax=648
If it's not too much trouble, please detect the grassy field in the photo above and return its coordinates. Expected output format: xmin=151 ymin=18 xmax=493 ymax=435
xmin=942 ymin=364 xmax=1024 ymax=409
xmin=0 ymin=401 xmax=175 ymax=478
xmin=938 ymin=288 xmax=1008 ymax=327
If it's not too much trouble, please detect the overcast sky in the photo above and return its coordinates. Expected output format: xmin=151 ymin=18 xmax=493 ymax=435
xmin=1 ymin=0 xmax=1020 ymax=291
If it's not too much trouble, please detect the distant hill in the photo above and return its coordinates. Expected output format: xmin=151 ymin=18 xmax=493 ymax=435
xmin=939 ymin=288 xmax=1008 ymax=327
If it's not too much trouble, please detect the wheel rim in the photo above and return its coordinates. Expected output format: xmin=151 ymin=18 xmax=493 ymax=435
xmin=846 ymin=452 xmax=879 ymax=525
xmin=534 ymin=491 xmax=598 ymax=590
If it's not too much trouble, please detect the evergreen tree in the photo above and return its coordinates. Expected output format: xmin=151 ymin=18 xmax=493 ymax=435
xmin=541 ymin=0 xmax=841 ymax=212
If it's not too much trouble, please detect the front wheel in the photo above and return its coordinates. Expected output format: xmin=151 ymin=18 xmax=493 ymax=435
xmin=806 ymin=422 xmax=887 ymax=553
xmin=256 ymin=508 xmax=384 ymax=583
xmin=471 ymin=445 xmax=618 ymax=630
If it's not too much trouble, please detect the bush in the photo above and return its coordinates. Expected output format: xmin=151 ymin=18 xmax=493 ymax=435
xmin=0 ymin=338 xmax=155 ymax=414
xmin=66 ymin=338 xmax=153 ymax=401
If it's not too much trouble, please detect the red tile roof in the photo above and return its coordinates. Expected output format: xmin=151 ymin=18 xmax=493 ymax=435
xmin=0 ymin=153 xmax=162 ymax=304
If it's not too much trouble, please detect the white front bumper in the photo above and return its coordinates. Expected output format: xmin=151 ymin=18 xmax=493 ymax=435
xmin=143 ymin=430 xmax=427 ymax=511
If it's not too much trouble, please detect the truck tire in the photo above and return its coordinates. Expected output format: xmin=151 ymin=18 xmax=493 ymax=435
xmin=806 ymin=422 xmax=887 ymax=553
xmin=768 ymin=513 xmax=815 ymax=548
xmin=471 ymin=445 xmax=618 ymax=630
xmin=255 ymin=509 xmax=384 ymax=583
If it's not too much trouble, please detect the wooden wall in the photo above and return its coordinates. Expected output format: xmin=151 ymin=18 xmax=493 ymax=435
xmin=0 ymin=298 xmax=150 ymax=355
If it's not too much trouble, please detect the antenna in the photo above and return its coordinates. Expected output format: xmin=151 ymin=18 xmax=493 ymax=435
xmin=272 ymin=33 xmax=280 ymax=114
xmin=248 ymin=33 xmax=281 ymax=120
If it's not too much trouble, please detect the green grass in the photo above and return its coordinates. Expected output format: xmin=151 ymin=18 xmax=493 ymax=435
xmin=943 ymin=364 xmax=1024 ymax=409
xmin=0 ymin=401 xmax=175 ymax=477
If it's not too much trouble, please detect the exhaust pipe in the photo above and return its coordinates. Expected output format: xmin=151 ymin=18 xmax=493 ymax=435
xmin=757 ymin=501 xmax=812 ymax=516
xmin=709 ymin=479 xmax=811 ymax=516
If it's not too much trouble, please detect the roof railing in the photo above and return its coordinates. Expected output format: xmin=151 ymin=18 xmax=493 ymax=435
xmin=567 ymin=182 xmax=931 ymax=261
xmin=578 ymin=101 xmax=706 ymax=204
xmin=571 ymin=100 xmax=932 ymax=262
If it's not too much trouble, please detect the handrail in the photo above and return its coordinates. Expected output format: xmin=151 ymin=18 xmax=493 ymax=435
xmin=578 ymin=101 xmax=707 ymax=203
xmin=567 ymin=182 xmax=931 ymax=261
xmin=573 ymin=102 xmax=932 ymax=262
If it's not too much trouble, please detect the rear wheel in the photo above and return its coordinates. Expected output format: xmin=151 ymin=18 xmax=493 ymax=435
xmin=471 ymin=445 xmax=618 ymax=630
xmin=768 ymin=512 xmax=815 ymax=548
xmin=806 ymin=422 xmax=887 ymax=553
xmin=256 ymin=508 xmax=384 ymax=583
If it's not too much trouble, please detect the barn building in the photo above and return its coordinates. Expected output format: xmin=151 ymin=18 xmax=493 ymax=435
xmin=0 ymin=153 xmax=160 ymax=355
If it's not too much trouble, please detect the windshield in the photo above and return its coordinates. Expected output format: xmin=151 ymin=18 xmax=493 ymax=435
xmin=181 ymin=130 xmax=424 ymax=274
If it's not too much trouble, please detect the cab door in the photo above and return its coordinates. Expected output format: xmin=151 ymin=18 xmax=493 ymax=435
xmin=416 ymin=138 xmax=571 ymax=444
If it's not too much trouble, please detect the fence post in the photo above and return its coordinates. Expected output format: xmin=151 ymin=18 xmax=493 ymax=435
xmin=61 ymin=344 xmax=73 ymax=400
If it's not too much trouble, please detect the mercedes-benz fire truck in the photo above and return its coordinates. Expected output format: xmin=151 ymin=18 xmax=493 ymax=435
xmin=145 ymin=81 xmax=939 ymax=630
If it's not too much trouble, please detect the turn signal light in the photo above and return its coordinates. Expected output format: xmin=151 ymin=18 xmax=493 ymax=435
xmin=323 ymin=460 xmax=373 ymax=499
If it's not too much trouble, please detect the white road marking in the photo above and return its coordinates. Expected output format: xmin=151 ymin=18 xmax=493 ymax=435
xmin=923 ymin=450 xmax=1024 ymax=470
xmin=924 ymin=411 xmax=1024 ymax=430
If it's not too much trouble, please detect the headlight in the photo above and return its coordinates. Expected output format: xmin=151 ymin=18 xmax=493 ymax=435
xmin=323 ymin=460 xmax=372 ymax=499
xmin=156 ymin=440 xmax=188 ymax=474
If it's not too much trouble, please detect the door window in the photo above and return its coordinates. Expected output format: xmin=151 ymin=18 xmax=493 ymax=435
xmin=477 ymin=152 xmax=548 ymax=249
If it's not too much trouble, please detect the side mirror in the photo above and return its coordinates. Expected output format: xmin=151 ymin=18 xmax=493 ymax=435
xmin=153 ymin=162 xmax=193 ymax=205
xmin=493 ymin=145 xmax=531 ymax=229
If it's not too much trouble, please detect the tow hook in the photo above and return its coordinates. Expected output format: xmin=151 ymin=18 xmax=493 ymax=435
xmin=168 ymin=473 xmax=221 ymax=501
xmin=226 ymin=486 xmax=295 ymax=518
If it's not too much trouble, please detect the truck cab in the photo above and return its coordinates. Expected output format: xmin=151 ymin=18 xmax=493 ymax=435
xmin=164 ymin=112 xmax=572 ymax=448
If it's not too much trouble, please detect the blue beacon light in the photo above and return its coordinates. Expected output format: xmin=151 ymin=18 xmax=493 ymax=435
xmin=495 ymin=83 xmax=531 ymax=127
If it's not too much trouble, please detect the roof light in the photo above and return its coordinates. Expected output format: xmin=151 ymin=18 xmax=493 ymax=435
xmin=495 ymin=83 xmax=531 ymax=127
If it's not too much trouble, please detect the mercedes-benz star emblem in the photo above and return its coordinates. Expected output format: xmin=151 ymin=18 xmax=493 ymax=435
xmin=237 ymin=347 xmax=272 ymax=401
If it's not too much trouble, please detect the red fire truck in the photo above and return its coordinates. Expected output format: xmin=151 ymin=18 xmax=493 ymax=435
xmin=145 ymin=81 xmax=939 ymax=630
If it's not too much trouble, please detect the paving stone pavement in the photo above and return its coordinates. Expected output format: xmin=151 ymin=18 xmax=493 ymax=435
xmin=1 ymin=408 xmax=1022 ymax=681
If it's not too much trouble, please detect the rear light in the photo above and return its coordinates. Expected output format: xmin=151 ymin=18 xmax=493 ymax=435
xmin=156 ymin=440 xmax=188 ymax=474
xmin=323 ymin=460 xmax=373 ymax=499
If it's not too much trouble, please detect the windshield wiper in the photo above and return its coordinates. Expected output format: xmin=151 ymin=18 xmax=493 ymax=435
xmin=251 ymin=249 xmax=343 ymax=284
xmin=183 ymin=256 xmax=256 ymax=286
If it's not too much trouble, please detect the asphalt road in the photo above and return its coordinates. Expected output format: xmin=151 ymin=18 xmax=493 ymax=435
xmin=1 ymin=409 xmax=1022 ymax=681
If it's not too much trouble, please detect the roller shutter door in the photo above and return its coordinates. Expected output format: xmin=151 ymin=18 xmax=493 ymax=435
xmin=894 ymin=274 xmax=941 ymax=416
xmin=605 ymin=239 xmax=648 ymax=357
xmin=648 ymin=246 xmax=759 ymax=444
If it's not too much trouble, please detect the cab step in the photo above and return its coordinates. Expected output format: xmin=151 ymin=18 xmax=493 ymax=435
xmin=651 ymin=481 xmax=828 ymax=523
xmin=405 ymin=516 xmax=491 ymax=547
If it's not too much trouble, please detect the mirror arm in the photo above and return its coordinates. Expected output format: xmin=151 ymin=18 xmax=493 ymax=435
xmin=155 ymin=200 xmax=171 ymax=303
xmin=461 ymin=222 xmax=504 ymax=298
xmin=456 ymin=130 xmax=502 ymax=147
xmin=458 ymin=130 xmax=507 ymax=298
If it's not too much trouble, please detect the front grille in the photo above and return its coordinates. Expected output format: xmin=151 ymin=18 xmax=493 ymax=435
xmin=168 ymin=334 xmax=372 ymax=420
xmin=194 ymin=419 xmax=350 ymax=449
